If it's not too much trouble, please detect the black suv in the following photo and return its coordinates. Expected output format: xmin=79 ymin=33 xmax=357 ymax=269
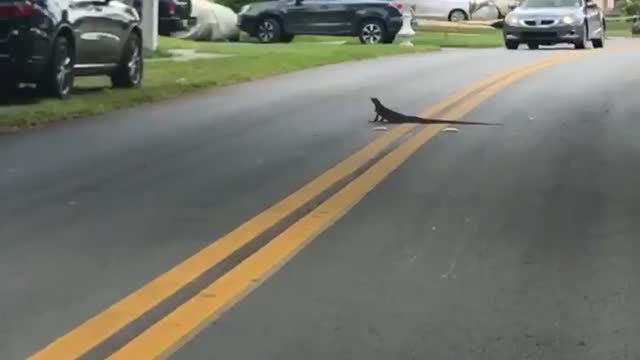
xmin=0 ymin=0 xmax=143 ymax=98
xmin=133 ymin=0 xmax=195 ymax=35
xmin=237 ymin=0 xmax=405 ymax=44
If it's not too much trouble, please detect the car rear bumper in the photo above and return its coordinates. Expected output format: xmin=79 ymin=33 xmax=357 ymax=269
xmin=159 ymin=16 xmax=197 ymax=33
xmin=387 ymin=17 xmax=403 ymax=34
xmin=0 ymin=30 xmax=47 ymax=81
xmin=503 ymin=23 xmax=582 ymax=44
xmin=237 ymin=14 xmax=259 ymax=36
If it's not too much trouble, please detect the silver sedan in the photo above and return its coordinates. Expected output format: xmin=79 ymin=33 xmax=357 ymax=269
xmin=502 ymin=0 xmax=605 ymax=49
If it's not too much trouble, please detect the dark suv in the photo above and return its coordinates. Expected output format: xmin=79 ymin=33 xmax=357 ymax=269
xmin=237 ymin=0 xmax=405 ymax=44
xmin=133 ymin=0 xmax=195 ymax=35
xmin=0 ymin=0 xmax=143 ymax=98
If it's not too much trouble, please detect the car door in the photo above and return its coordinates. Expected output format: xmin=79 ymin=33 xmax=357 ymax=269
xmin=68 ymin=0 xmax=112 ymax=65
xmin=283 ymin=0 xmax=346 ymax=34
xmin=419 ymin=0 xmax=460 ymax=20
xmin=412 ymin=0 xmax=437 ymax=19
xmin=584 ymin=0 xmax=603 ymax=38
xmin=94 ymin=0 xmax=131 ymax=63
xmin=282 ymin=0 xmax=316 ymax=33
xmin=311 ymin=0 xmax=353 ymax=34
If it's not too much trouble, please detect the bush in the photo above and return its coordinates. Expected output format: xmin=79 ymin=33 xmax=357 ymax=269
xmin=618 ymin=0 xmax=640 ymax=16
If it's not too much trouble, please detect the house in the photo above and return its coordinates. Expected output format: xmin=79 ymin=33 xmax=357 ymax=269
xmin=594 ymin=0 xmax=615 ymax=12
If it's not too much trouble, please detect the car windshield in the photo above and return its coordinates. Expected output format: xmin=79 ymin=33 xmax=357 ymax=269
xmin=521 ymin=0 xmax=581 ymax=7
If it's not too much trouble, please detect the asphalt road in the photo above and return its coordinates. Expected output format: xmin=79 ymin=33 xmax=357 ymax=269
xmin=2 ymin=41 xmax=640 ymax=360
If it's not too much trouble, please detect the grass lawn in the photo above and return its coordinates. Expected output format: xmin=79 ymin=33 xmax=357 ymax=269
xmin=245 ymin=25 xmax=503 ymax=48
xmin=0 ymin=26 xmax=501 ymax=130
xmin=606 ymin=19 xmax=637 ymax=38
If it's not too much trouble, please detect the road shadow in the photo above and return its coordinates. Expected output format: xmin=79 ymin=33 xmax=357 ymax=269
xmin=73 ymin=86 xmax=108 ymax=95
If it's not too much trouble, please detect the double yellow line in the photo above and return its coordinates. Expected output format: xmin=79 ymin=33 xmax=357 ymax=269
xmin=29 ymin=47 xmax=616 ymax=360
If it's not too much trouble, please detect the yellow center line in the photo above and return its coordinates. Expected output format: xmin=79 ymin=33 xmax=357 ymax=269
xmin=105 ymin=47 xmax=619 ymax=360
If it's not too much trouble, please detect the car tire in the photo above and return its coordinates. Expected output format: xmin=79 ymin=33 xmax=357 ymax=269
xmin=0 ymin=78 xmax=18 ymax=99
xmin=281 ymin=33 xmax=295 ymax=43
xmin=527 ymin=43 xmax=539 ymax=50
xmin=448 ymin=9 xmax=468 ymax=22
xmin=111 ymin=32 xmax=143 ymax=88
xmin=592 ymin=36 xmax=604 ymax=48
xmin=505 ymin=40 xmax=518 ymax=50
xmin=574 ymin=24 xmax=587 ymax=49
xmin=38 ymin=36 xmax=74 ymax=99
xmin=358 ymin=19 xmax=387 ymax=44
xmin=257 ymin=17 xmax=282 ymax=43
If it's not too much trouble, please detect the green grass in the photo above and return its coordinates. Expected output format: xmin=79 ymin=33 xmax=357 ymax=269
xmin=606 ymin=19 xmax=637 ymax=37
xmin=143 ymin=47 xmax=173 ymax=58
xmin=277 ymin=25 xmax=502 ymax=48
xmin=0 ymin=26 xmax=501 ymax=130
xmin=409 ymin=26 xmax=502 ymax=48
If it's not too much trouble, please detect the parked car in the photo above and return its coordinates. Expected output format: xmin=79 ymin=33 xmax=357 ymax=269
xmin=133 ymin=0 xmax=196 ymax=35
xmin=0 ymin=0 xmax=143 ymax=98
xmin=237 ymin=0 xmax=405 ymax=44
xmin=470 ymin=0 xmax=523 ymax=19
xmin=503 ymin=0 xmax=605 ymax=49
xmin=403 ymin=0 xmax=471 ymax=21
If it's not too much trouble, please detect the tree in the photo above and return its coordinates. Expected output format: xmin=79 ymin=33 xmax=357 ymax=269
xmin=619 ymin=0 xmax=640 ymax=16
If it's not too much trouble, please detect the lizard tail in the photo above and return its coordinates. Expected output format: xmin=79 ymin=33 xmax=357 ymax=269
xmin=416 ymin=117 xmax=503 ymax=126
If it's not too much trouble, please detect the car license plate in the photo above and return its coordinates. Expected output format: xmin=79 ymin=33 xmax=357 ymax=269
xmin=183 ymin=18 xmax=197 ymax=28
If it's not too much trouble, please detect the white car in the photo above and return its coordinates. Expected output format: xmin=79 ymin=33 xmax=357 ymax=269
xmin=402 ymin=0 xmax=520 ymax=22
xmin=404 ymin=0 xmax=472 ymax=21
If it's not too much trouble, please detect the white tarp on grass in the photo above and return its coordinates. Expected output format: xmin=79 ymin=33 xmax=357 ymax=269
xmin=177 ymin=0 xmax=240 ymax=41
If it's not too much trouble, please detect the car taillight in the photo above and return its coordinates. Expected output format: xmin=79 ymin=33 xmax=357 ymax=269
xmin=0 ymin=1 xmax=34 ymax=17
xmin=391 ymin=1 xmax=403 ymax=10
xmin=167 ymin=0 xmax=176 ymax=15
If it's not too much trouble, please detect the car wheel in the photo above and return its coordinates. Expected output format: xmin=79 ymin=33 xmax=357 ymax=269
xmin=111 ymin=32 xmax=143 ymax=88
xmin=448 ymin=9 xmax=468 ymax=22
xmin=505 ymin=40 xmax=518 ymax=50
xmin=574 ymin=24 xmax=587 ymax=49
xmin=359 ymin=19 xmax=387 ymax=44
xmin=281 ymin=33 xmax=295 ymax=43
xmin=527 ymin=43 xmax=539 ymax=50
xmin=257 ymin=18 xmax=282 ymax=43
xmin=592 ymin=35 xmax=604 ymax=48
xmin=38 ymin=36 xmax=74 ymax=99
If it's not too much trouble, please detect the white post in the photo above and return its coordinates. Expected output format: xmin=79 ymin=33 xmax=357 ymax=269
xmin=142 ymin=0 xmax=158 ymax=51
xmin=397 ymin=11 xmax=415 ymax=47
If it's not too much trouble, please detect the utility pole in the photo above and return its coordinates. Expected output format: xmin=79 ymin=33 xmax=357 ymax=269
xmin=142 ymin=0 xmax=158 ymax=51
